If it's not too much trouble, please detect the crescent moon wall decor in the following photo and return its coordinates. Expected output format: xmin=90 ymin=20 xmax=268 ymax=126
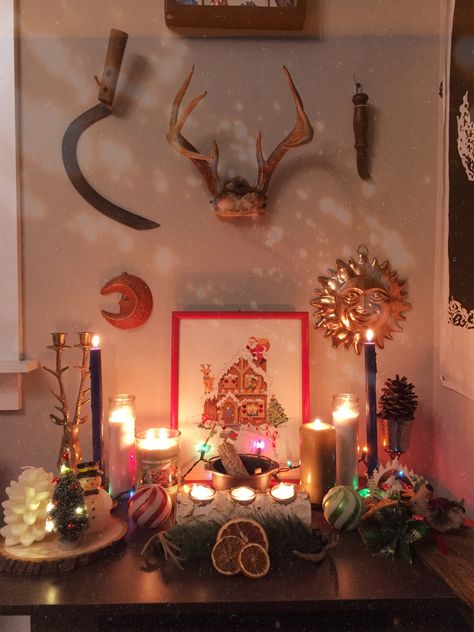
xmin=101 ymin=272 xmax=153 ymax=329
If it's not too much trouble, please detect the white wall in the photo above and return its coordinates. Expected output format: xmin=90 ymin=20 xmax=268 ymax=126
xmin=1 ymin=1 xmax=452 ymax=508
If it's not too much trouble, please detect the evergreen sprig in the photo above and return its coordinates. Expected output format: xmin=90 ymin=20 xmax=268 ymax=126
xmin=257 ymin=515 xmax=326 ymax=560
xmin=360 ymin=502 xmax=430 ymax=564
xmin=168 ymin=521 xmax=221 ymax=565
xmin=148 ymin=516 xmax=325 ymax=569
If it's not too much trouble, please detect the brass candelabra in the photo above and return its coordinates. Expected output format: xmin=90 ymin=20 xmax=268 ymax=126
xmin=43 ymin=332 xmax=93 ymax=470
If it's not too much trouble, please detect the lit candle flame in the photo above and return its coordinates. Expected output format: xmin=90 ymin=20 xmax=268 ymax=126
xmin=366 ymin=329 xmax=374 ymax=343
xmin=189 ymin=484 xmax=215 ymax=502
xmin=270 ymin=482 xmax=296 ymax=503
xmin=230 ymin=486 xmax=256 ymax=504
xmin=311 ymin=418 xmax=330 ymax=430
xmin=141 ymin=428 xmax=177 ymax=451
xmin=92 ymin=334 xmax=100 ymax=348
xmin=332 ymin=403 xmax=358 ymax=423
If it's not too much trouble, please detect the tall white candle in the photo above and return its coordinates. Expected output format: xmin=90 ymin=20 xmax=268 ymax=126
xmin=332 ymin=394 xmax=359 ymax=489
xmin=107 ymin=394 xmax=136 ymax=497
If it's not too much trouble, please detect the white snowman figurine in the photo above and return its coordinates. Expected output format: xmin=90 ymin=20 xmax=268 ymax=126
xmin=77 ymin=462 xmax=113 ymax=534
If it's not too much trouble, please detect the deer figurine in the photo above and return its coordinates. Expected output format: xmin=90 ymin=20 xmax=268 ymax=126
xmin=200 ymin=364 xmax=215 ymax=395
xmin=167 ymin=65 xmax=314 ymax=218
xmin=44 ymin=332 xmax=92 ymax=471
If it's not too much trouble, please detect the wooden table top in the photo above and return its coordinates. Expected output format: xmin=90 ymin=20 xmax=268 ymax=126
xmin=0 ymin=505 xmax=461 ymax=619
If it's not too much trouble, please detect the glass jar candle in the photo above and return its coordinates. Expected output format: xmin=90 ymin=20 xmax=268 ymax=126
xmin=332 ymin=393 xmax=359 ymax=489
xmin=135 ymin=428 xmax=181 ymax=497
xmin=107 ymin=394 xmax=136 ymax=497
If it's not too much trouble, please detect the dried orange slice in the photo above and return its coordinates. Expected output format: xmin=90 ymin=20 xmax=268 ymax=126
xmin=211 ymin=535 xmax=244 ymax=576
xmin=217 ymin=518 xmax=268 ymax=551
xmin=238 ymin=543 xmax=270 ymax=579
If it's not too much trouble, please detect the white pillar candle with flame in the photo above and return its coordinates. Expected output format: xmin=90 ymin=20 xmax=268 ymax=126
xmin=107 ymin=394 xmax=136 ymax=498
xmin=332 ymin=394 xmax=359 ymax=489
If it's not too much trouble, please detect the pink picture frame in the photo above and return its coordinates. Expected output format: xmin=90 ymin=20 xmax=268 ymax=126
xmin=171 ymin=311 xmax=309 ymax=481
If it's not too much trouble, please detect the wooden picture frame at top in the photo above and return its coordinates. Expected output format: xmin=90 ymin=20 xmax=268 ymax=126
xmin=171 ymin=311 xmax=310 ymax=482
xmin=164 ymin=0 xmax=307 ymax=35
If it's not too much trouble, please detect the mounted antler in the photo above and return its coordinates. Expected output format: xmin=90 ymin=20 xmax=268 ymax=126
xmin=167 ymin=66 xmax=314 ymax=218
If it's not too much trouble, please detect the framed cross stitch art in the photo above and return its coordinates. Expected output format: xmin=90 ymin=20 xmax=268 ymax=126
xmin=171 ymin=311 xmax=310 ymax=481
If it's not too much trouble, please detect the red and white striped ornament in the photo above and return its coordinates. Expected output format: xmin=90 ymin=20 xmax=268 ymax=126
xmin=128 ymin=484 xmax=172 ymax=529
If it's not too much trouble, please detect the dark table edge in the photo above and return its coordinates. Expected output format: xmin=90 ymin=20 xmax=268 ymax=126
xmin=0 ymin=594 xmax=465 ymax=617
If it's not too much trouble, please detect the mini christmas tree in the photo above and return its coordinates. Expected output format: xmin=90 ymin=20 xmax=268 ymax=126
xmin=267 ymin=395 xmax=289 ymax=428
xmin=48 ymin=454 xmax=88 ymax=545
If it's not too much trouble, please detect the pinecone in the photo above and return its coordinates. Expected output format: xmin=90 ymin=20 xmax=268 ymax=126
xmin=377 ymin=375 xmax=417 ymax=421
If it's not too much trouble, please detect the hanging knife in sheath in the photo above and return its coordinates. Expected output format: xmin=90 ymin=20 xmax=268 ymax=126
xmin=62 ymin=29 xmax=159 ymax=230
xmin=352 ymin=80 xmax=371 ymax=181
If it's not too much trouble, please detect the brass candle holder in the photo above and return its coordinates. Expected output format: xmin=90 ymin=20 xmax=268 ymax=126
xmin=44 ymin=332 xmax=94 ymax=471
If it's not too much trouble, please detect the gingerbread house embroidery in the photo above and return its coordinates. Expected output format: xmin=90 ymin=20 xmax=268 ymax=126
xmin=203 ymin=352 xmax=269 ymax=428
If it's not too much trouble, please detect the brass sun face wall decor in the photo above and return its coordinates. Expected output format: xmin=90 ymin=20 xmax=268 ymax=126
xmin=310 ymin=245 xmax=411 ymax=354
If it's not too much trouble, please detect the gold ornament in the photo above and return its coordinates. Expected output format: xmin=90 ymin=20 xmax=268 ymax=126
xmin=310 ymin=245 xmax=410 ymax=353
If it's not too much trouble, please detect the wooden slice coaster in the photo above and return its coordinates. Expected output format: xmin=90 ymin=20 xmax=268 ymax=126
xmin=0 ymin=515 xmax=128 ymax=575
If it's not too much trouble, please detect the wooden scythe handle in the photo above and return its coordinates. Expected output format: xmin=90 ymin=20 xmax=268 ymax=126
xmin=98 ymin=29 xmax=129 ymax=107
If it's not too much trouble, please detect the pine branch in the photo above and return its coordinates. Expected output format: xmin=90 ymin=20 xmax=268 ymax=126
xmin=146 ymin=516 xmax=327 ymax=570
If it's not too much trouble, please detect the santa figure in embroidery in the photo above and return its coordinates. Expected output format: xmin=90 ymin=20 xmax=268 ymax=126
xmin=246 ymin=337 xmax=270 ymax=365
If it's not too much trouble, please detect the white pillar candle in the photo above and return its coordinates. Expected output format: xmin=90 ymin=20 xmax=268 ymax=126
xmin=332 ymin=394 xmax=359 ymax=489
xmin=107 ymin=394 xmax=136 ymax=498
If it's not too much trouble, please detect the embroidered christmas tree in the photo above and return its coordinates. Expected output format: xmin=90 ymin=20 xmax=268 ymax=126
xmin=267 ymin=395 xmax=288 ymax=428
xmin=48 ymin=454 xmax=88 ymax=543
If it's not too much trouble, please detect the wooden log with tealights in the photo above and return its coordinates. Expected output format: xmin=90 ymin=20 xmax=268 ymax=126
xmin=175 ymin=487 xmax=312 ymax=527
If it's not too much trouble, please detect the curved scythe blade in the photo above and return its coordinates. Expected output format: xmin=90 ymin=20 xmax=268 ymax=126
xmin=62 ymin=104 xmax=159 ymax=230
xmin=61 ymin=28 xmax=159 ymax=231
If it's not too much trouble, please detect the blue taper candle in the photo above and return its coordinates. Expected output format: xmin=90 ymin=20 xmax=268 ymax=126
xmin=364 ymin=330 xmax=378 ymax=475
xmin=90 ymin=335 xmax=103 ymax=469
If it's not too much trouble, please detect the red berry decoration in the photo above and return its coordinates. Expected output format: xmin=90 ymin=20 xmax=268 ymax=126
xmin=128 ymin=484 xmax=172 ymax=529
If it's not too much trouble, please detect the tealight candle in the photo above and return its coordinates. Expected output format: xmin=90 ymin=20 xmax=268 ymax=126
xmin=270 ymin=482 xmax=296 ymax=505
xmin=135 ymin=427 xmax=181 ymax=497
xmin=230 ymin=486 xmax=256 ymax=506
xmin=189 ymin=484 xmax=216 ymax=506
